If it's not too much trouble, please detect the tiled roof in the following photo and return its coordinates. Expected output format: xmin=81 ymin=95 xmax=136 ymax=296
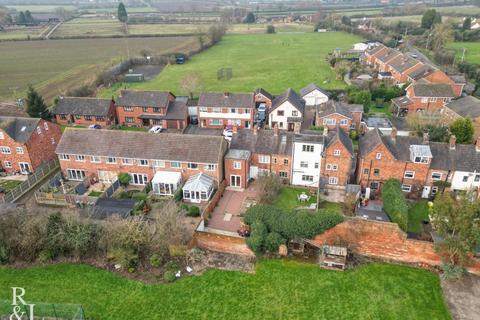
xmin=294 ymin=130 xmax=325 ymax=144
xmin=430 ymin=142 xmax=480 ymax=172
xmin=56 ymin=129 xmax=226 ymax=164
xmin=391 ymin=96 xmax=413 ymax=108
xmin=52 ymin=97 xmax=113 ymax=116
xmin=0 ymin=116 xmax=41 ymax=143
xmin=388 ymin=55 xmax=421 ymax=73
xmin=446 ymin=96 xmax=480 ymax=118
xmin=116 ymin=90 xmax=172 ymax=107
xmin=412 ymin=83 xmax=454 ymax=98
xmin=198 ymin=92 xmax=255 ymax=109
xmin=366 ymin=44 xmax=386 ymax=56
xmin=448 ymin=74 xmax=467 ymax=84
xmin=406 ymin=65 xmax=435 ymax=81
xmin=271 ymin=88 xmax=305 ymax=114
xmin=255 ymin=88 xmax=273 ymax=100
xmin=225 ymin=149 xmax=251 ymax=160
xmin=230 ymin=129 xmax=294 ymax=156
xmin=317 ymin=101 xmax=363 ymax=119
xmin=299 ymin=83 xmax=330 ymax=98
xmin=377 ymin=49 xmax=401 ymax=63
xmin=325 ymin=127 xmax=354 ymax=155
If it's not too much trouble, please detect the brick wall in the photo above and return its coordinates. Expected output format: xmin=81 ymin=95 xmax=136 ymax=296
xmin=317 ymin=114 xmax=352 ymax=132
xmin=310 ymin=218 xmax=480 ymax=274
xmin=192 ymin=231 xmax=254 ymax=257
xmin=225 ymin=158 xmax=249 ymax=188
xmin=323 ymin=139 xmax=352 ymax=186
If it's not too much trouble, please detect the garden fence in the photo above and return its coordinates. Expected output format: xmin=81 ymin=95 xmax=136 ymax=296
xmin=101 ymin=179 xmax=120 ymax=198
xmin=0 ymin=300 xmax=85 ymax=320
xmin=1 ymin=159 xmax=59 ymax=204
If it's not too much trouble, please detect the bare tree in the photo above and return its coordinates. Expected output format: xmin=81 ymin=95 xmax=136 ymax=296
xmin=181 ymin=72 xmax=202 ymax=99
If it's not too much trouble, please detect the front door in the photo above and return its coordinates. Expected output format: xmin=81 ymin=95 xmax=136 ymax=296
xmin=230 ymin=175 xmax=241 ymax=187
xmin=190 ymin=191 xmax=201 ymax=203
xmin=142 ymin=119 xmax=150 ymax=126
xmin=19 ymin=162 xmax=30 ymax=174
xmin=421 ymin=186 xmax=431 ymax=199
xmin=288 ymin=123 xmax=295 ymax=131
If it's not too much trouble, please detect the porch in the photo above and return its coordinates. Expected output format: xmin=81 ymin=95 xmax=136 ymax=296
xmin=183 ymin=173 xmax=215 ymax=204
xmin=151 ymin=171 xmax=182 ymax=196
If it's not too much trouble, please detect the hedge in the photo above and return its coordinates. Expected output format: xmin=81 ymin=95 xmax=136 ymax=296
xmin=381 ymin=179 xmax=408 ymax=231
xmin=244 ymin=205 xmax=344 ymax=255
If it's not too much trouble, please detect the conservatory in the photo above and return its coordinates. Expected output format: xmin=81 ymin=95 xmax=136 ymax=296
xmin=183 ymin=173 xmax=215 ymax=203
xmin=152 ymin=171 xmax=182 ymax=196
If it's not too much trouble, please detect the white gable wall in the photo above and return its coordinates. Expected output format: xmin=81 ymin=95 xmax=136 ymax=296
xmin=302 ymin=90 xmax=329 ymax=107
xmin=269 ymin=101 xmax=301 ymax=130
xmin=291 ymin=141 xmax=324 ymax=187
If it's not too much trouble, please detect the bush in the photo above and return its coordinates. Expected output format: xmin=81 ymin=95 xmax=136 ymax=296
xmin=163 ymin=270 xmax=177 ymax=283
xmin=149 ymin=254 xmax=162 ymax=268
xmin=174 ymin=187 xmax=183 ymax=202
xmin=440 ymin=263 xmax=466 ymax=280
xmin=257 ymin=174 xmax=283 ymax=204
xmin=187 ymin=206 xmax=200 ymax=217
xmin=38 ymin=249 xmax=53 ymax=263
xmin=266 ymin=25 xmax=275 ymax=34
xmin=117 ymin=172 xmax=131 ymax=187
xmin=132 ymin=192 xmax=148 ymax=202
xmin=165 ymin=260 xmax=180 ymax=271
xmin=382 ymin=179 xmax=408 ymax=231
xmin=109 ymin=248 xmax=138 ymax=270
xmin=264 ymin=232 xmax=285 ymax=252
xmin=0 ymin=246 xmax=9 ymax=265
xmin=244 ymin=205 xmax=344 ymax=255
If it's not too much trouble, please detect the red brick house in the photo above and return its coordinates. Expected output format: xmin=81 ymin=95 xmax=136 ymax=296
xmin=254 ymin=88 xmax=273 ymax=109
xmin=52 ymin=97 xmax=116 ymax=127
xmin=356 ymin=129 xmax=432 ymax=198
xmin=387 ymin=55 xmax=423 ymax=84
xmin=0 ymin=117 xmax=62 ymax=174
xmin=322 ymin=128 xmax=354 ymax=188
xmin=197 ymin=92 xmax=255 ymax=129
xmin=391 ymin=81 xmax=455 ymax=116
xmin=225 ymin=126 xmax=294 ymax=188
xmin=374 ymin=48 xmax=402 ymax=73
xmin=316 ymin=101 xmax=363 ymax=132
xmin=441 ymin=96 xmax=480 ymax=137
xmin=115 ymin=90 xmax=188 ymax=129
xmin=363 ymin=44 xmax=388 ymax=66
xmin=56 ymin=129 xmax=227 ymax=202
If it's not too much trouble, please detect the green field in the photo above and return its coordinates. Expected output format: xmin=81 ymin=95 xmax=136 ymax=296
xmin=52 ymin=17 xmax=125 ymax=38
xmin=0 ymin=26 xmax=48 ymax=40
xmin=0 ymin=259 xmax=450 ymax=319
xmin=448 ymin=42 xmax=480 ymax=64
xmin=0 ymin=36 xmax=198 ymax=102
xmin=99 ymin=32 xmax=362 ymax=98
xmin=5 ymin=4 xmax=77 ymax=12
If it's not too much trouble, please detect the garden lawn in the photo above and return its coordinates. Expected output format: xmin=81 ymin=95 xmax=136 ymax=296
xmin=0 ymin=180 xmax=22 ymax=191
xmin=275 ymin=186 xmax=317 ymax=210
xmin=448 ymin=42 xmax=480 ymax=65
xmin=408 ymin=201 xmax=430 ymax=234
xmin=98 ymin=32 xmax=363 ymax=98
xmin=0 ymin=260 xmax=450 ymax=319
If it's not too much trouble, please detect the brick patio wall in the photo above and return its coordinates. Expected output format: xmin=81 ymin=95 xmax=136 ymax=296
xmin=310 ymin=218 xmax=480 ymax=274
xmin=192 ymin=231 xmax=254 ymax=257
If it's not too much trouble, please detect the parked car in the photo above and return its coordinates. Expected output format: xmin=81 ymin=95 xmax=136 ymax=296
xmin=190 ymin=116 xmax=198 ymax=125
xmin=223 ymin=128 xmax=233 ymax=141
xmin=88 ymin=124 xmax=101 ymax=129
xmin=149 ymin=126 xmax=163 ymax=133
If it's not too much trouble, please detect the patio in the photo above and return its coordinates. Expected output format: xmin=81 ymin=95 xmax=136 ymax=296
xmin=207 ymin=184 xmax=259 ymax=233
xmin=355 ymin=200 xmax=390 ymax=222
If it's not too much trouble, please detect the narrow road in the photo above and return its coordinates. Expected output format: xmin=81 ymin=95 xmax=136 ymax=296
xmin=44 ymin=21 xmax=62 ymax=39
xmin=405 ymin=40 xmax=436 ymax=67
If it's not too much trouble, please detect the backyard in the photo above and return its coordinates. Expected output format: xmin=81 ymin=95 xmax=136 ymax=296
xmin=98 ymin=32 xmax=363 ymax=98
xmin=0 ymin=259 xmax=450 ymax=319
xmin=408 ymin=201 xmax=430 ymax=234
xmin=448 ymin=42 xmax=480 ymax=65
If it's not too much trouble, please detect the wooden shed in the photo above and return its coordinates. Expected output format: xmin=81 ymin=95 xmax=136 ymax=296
xmin=318 ymin=245 xmax=348 ymax=271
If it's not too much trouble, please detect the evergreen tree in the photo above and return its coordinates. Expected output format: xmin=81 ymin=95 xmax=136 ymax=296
xmin=117 ymin=3 xmax=128 ymax=23
xmin=25 ymin=85 xmax=49 ymax=119
xmin=17 ymin=11 xmax=26 ymax=24
xmin=449 ymin=118 xmax=474 ymax=144
xmin=244 ymin=12 xmax=255 ymax=23
xmin=24 ymin=10 xmax=33 ymax=23
xmin=463 ymin=17 xmax=472 ymax=30
xmin=421 ymin=9 xmax=441 ymax=29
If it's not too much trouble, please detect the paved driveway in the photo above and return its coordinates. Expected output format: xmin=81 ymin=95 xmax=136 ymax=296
xmin=441 ymin=274 xmax=480 ymax=320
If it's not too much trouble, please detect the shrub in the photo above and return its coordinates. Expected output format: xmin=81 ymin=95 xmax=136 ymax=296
xmin=381 ymin=179 xmax=408 ymax=231
xmin=174 ymin=187 xmax=183 ymax=202
xmin=0 ymin=246 xmax=9 ymax=265
xmin=264 ymin=232 xmax=285 ymax=252
xmin=246 ymin=221 xmax=268 ymax=255
xmin=132 ymin=192 xmax=148 ymax=202
xmin=149 ymin=254 xmax=162 ymax=268
xmin=165 ymin=260 xmax=180 ymax=271
xmin=38 ymin=249 xmax=53 ymax=263
xmin=257 ymin=174 xmax=282 ymax=204
xmin=440 ymin=263 xmax=466 ymax=280
xmin=117 ymin=172 xmax=131 ymax=187
xmin=163 ymin=270 xmax=177 ymax=283
xmin=187 ymin=206 xmax=200 ymax=217
xmin=109 ymin=248 xmax=138 ymax=270
xmin=266 ymin=25 xmax=275 ymax=34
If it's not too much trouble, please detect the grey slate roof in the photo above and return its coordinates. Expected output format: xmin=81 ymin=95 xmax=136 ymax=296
xmin=198 ymin=92 xmax=254 ymax=109
xmin=0 ymin=116 xmax=41 ymax=143
xmin=56 ymin=129 xmax=226 ymax=164
xmin=255 ymin=88 xmax=273 ymax=100
xmin=388 ymin=55 xmax=421 ymax=73
xmin=299 ymin=83 xmax=330 ymax=98
xmin=366 ymin=44 xmax=386 ymax=56
xmin=391 ymin=96 xmax=413 ymax=108
xmin=448 ymin=74 xmax=467 ymax=84
xmin=116 ymin=90 xmax=172 ymax=107
xmin=412 ymin=82 xmax=454 ymax=98
xmin=271 ymin=88 xmax=305 ymax=114
xmin=317 ymin=101 xmax=363 ymax=119
xmin=52 ymin=97 xmax=113 ymax=116
xmin=406 ymin=65 xmax=435 ymax=81
xmin=430 ymin=142 xmax=480 ymax=172
xmin=325 ymin=127 xmax=354 ymax=155
xmin=377 ymin=49 xmax=401 ymax=63
xmin=446 ymin=96 xmax=480 ymax=118
xmin=164 ymin=100 xmax=187 ymax=120
xmin=225 ymin=149 xmax=251 ymax=160
xmin=294 ymin=130 xmax=325 ymax=144
xmin=230 ymin=129 xmax=294 ymax=156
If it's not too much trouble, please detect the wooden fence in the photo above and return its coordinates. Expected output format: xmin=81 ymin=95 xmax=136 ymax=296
xmin=1 ymin=159 xmax=59 ymax=204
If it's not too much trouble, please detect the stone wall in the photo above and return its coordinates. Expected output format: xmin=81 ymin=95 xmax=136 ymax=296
xmin=310 ymin=218 xmax=480 ymax=274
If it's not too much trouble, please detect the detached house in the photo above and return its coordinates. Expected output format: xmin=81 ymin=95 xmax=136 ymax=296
xmin=269 ymin=88 xmax=305 ymax=131
xmin=392 ymin=81 xmax=455 ymax=116
xmin=52 ymin=97 xmax=116 ymax=127
xmin=0 ymin=117 xmax=61 ymax=174
xmin=56 ymin=129 xmax=227 ymax=203
xmin=116 ymin=90 xmax=188 ymax=129
xmin=197 ymin=92 xmax=255 ymax=129
xmin=226 ymin=126 xmax=293 ymax=189
xmin=299 ymin=83 xmax=330 ymax=107
xmin=316 ymin=101 xmax=363 ymax=132
xmin=441 ymin=96 xmax=480 ymax=137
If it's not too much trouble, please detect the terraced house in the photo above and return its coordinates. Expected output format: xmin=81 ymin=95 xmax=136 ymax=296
xmin=197 ymin=92 xmax=255 ymax=129
xmin=52 ymin=97 xmax=116 ymax=127
xmin=56 ymin=129 xmax=227 ymax=203
xmin=115 ymin=90 xmax=188 ymax=129
xmin=0 ymin=117 xmax=61 ymax=174
xmin=316 ymin=100 xmax=363 ymax=132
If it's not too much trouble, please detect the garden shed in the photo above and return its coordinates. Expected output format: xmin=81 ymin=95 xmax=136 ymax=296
xmin=152 ymin=171 xmax=182 ymax=196
xmin=182 ymin=173 xmax=214 ymax=203
xmin=318 ymin=245 xmax=348 ymax=271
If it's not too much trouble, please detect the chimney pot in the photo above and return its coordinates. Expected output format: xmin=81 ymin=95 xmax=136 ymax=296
xmin=449 ymin=135 xmax=456 ymax=150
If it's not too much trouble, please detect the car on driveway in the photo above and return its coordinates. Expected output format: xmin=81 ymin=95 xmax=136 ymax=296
xmin=88 ymin=124 xmax=101 ymax=129
xmin=149 ymin=126 xmax=163 ymax=133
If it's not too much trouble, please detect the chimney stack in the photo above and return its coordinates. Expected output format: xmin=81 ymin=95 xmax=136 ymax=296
xmin=253 ymin=126 xmax=257 ymax=135
xmin=273 ymin=124 xmax=279 ymax=136
xmin=449 ymin=135 xmax=456 ymax=150
xmin=390 ymin=127 xmax=397 ymax=141
xmin=423 ymin=131 xmax=429 ymax=144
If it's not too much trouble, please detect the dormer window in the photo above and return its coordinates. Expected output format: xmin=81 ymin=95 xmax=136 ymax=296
xmin=414 ymin=156 xmax=429 ymax=164
xmin=410 ymin=145 xmax=432 ymax=164
xmin=36 ymin=127 xmax=41 ymax=134
xmin=376 ymin=153 xmax=382 ymax=160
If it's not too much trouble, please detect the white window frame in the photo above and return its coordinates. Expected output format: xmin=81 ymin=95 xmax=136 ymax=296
xmin=0 ymin=146 xmax=11 ymax=154
xmin=187 ymin=162 xmax=198 ymax=170
xmin=129 ymin=173 xmax=148 ymax=186
xmin=75 ymin=155 xmax=85 ymax=162
xmin=404 ymin=171 xmax=415 ymax=179
xmin=67 ymin=169 xmax=86 ymax=181
xmin=323 ymin=118 xmax=336 ymax=125
xmin=259 ymin=155 xmax=270 ymax=164
xmin=139 ymin=159 xmax=149 ymax=166
xmin=59 ymin=154 xmax=70 ymax=160
xmin=16 ymin=147 xmax=24 ymax=154
xmin=122 ymin=158 xmax=133 ymax=166
xmin=376 ymin=153 xmax=382 ymax=160
xmin=414 ymin=156 xmax=429 ymax=164
xmin=328 ymin=177 xmax=338 ymax=185
xmin=300 ymin=161 xmax=308 ymax=168
xmin=171 ymin=161 xmax=181 ymax=168
xmin=302 ymin=145 xmax=314 ymax=152
xmin=106 ymin=157 xmax=117 ymax=164
xmin=3 ymin=161 xmax=11 ymax=168
xmin=431 ymin=172 xmax=442 ymax=181
xmin=233 ymin=161 xmax=241 ymax=169
xmin=333 ymin=149 xmax=341 ymax=156
xmin=43 ymin=122 xmax=49 ymax=130
xmin=0 ymin=132 xmax=4 ymax=139
xmin=36 ymin=127 xmax=41 ymax=134
xmin=401 ymin=184 xmax=412 ymax=192
xmin=91 ymin=156 xmax=101 ymax=163
xmin=204 ymin=164 xmax=215 ymax=171
xmin=340 ymin=119 xmax=348 ymax=126
xmin=153 ymin=160 xmax=165 ymax=168
xmin=301 ymin=175 xmax=314 ymax=182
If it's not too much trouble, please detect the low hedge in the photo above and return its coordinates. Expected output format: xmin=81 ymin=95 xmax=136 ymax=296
xmin=381 ymin=179 xmax=408 ymax=231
